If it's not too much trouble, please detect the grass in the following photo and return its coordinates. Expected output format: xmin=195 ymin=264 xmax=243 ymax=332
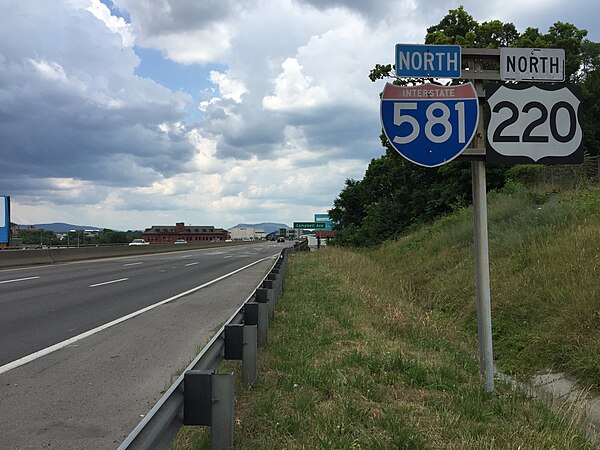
xmin=172 ymin=183 xmax=600 ymax=449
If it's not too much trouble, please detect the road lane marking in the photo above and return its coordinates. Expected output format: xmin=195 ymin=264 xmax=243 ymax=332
xmin=89 ymin=278 xmax=129 ymax=288
xmin=0 ymin=255 xmax=277 ymax=375
xmin=185 ymin=262 xmax=199 ymax=267
xmin=0 ymin=276 xmax=40 ymax=284
xmin=123 ymin=262 xmax=143 ymax=267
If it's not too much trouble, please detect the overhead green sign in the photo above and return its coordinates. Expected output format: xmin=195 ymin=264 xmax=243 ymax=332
xmin=293 ymin=221 xmax=326 ymax=229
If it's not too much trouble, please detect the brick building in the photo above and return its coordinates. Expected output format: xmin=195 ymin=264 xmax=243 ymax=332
xmin=142 ymin=222 xmax=228 ymax=244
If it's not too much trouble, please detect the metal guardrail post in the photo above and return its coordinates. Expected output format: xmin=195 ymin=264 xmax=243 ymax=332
xmin=243 ymin=325 xmax=257 ymax=385
xmin=211 ymin=373 xmax=235 ymax=450
xmin=262 ymin=280 xmax=275 ymax=319
xmin=254 ymin=289 xmax=269 ymax=345
xmin=225 ymin=322 xmax=257 ymax=385
xmin=183 ymin=370 xmax=234 ymax=450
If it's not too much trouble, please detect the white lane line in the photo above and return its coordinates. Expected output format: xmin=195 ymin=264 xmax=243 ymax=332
xmin=89 ymin=278 xmax=129 ymax=288
xmin=0 ymin=255 xmax=276 ymax=376
xmin=185 ymin=262 xmax=199 ymax=267
xmin=123 ymin=262 xmax=143 ymax=267
xmin=0 ymin=276 xmax=40 ymax=284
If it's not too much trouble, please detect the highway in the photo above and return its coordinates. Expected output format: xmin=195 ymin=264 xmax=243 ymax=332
xmin=0 ymin=242 xmax=284 ymax=449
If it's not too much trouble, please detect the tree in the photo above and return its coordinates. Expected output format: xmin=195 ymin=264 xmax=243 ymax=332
xmin=580 ymin=42 xmax=600 ymax=154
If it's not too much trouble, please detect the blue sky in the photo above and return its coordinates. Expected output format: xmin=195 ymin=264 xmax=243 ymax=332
xmin=134 ymin=46 xmax=226 ymax=123
xmin=1 ymin=0 xmax=598 ymax=230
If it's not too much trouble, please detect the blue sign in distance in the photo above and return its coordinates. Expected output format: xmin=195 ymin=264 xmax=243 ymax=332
xmin=0 ymin=196 xmax=9 ymax=244
xmin=380 ymin=82 xmax=479 ymax=167
xmin=395 ymin=44 xmax=461 ymax=78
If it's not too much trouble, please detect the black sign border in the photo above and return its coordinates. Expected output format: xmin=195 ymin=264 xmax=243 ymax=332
xmin=484 ymin=82 xmax=583 ymax=165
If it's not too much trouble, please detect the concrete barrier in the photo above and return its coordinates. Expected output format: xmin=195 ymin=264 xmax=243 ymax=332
xmin=0 ymin=249 xmax=55 ymax=268
xmin=0 ymin=242 xmax=247 ymax=269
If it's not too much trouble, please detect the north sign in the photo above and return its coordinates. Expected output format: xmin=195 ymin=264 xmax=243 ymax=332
xmin=500 ymin=48 xmax=565 ymax=82
xmin=485 ymin=83 xmax=583 ymax=164
xmin=395 ymin=44 xmax=461 ymax=79
xmin=380 ymin=82 xmax=479 ymax=167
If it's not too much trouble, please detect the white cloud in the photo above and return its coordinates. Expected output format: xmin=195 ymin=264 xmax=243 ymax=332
xmin=87 ymin=0 xmax=134 ymax=47
xmin=140 ymin=25 xmax=231 ymax=64
xmin=209 ymin=71 xmax=247 ymax=103
xmin=263 ymin=58 xmax=329 ymax=111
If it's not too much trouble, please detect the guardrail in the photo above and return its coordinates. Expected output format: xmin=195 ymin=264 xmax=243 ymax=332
xmin=118 ymin=240 xmax=307 ymax=450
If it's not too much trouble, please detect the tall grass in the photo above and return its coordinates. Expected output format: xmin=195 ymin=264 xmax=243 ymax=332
xmin=369 ymin=184 xmax=600 ymax=390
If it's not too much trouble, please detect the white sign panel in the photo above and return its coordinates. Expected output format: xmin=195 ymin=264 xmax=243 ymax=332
xmin=500 ymin=48 xmax=565 ymax=82
xmin=486 ymin=83 xmax=582 ymax=164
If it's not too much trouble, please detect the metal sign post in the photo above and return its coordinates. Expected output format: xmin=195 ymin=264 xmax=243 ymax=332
xmin=471 ymin=160 xmax=494 ymax=391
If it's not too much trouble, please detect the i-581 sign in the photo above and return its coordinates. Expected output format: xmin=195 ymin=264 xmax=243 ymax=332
xmin=485 ymin=83 xmax=583 ymax=164
xmin=380 ymin=82 xmax=479 ymax=167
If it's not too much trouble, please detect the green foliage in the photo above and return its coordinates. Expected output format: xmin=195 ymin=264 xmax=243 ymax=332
xmin=13 ymin=227 xmax=141 ymax=246
xmin=506 ymin=165 xmax=546 ymax=185
xmin=425 ymin=6 xmax=478 ymax=46
xmin=15 ymin=228 xmax=61 ymax=246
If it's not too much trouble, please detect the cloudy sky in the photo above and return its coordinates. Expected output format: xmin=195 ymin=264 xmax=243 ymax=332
xmin=1 ymin=0 xmax=598 ymax=230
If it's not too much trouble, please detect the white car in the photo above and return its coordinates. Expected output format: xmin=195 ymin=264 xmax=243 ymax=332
xmin=128 ymin=239 xmax=149 ymax=246
xmin=173 ymin=239 xmax=188 ymax=245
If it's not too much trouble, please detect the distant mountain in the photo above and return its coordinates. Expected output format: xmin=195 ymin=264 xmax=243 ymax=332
xmin=19 ymin=223 xmax=104 ymax=233
xmin=231 ymin=222 xmax=289 ymax=233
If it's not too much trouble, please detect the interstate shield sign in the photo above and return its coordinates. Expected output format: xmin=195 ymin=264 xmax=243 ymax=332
xmin=380 ymin=82 xmax=479 ymax=167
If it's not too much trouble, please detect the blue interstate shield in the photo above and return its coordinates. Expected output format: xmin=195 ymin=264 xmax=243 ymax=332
xmin=380 ymin=82 xmax=479 ymax=167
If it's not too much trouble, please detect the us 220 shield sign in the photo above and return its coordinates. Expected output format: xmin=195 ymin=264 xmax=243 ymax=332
xmin=380 ymin=82 xmax=479 ymax=167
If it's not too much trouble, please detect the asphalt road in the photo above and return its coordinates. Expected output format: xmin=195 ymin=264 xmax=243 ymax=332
xmin=0 ymin=242 xmax=285 ymax=449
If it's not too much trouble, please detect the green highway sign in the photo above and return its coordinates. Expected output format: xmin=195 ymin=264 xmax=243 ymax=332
xmin=293 ymin=221 xmax=326 ymax=229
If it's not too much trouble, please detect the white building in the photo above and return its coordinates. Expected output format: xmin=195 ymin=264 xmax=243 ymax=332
xmin=228 ymin=226 xmax=255 ymax=240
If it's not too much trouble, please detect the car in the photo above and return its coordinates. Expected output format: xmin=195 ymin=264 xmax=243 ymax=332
xmin=128 ymin=239 xmax=149 ymax=246
xmin=210 ymin=238 xmax=220 ymax=243
xmin=277 ymin=237 xmax=285 ymax=243
xmin=173 ymin=239 xmax=188 ymax=245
